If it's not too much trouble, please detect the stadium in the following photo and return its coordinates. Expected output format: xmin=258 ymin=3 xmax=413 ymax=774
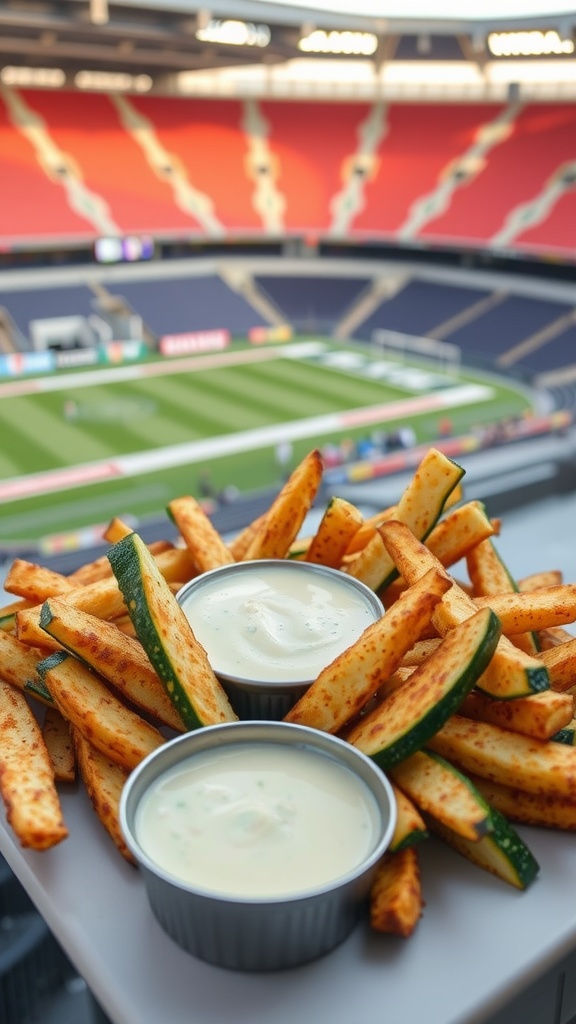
xmin=1 ymin=0 xmax=576 ymax=1022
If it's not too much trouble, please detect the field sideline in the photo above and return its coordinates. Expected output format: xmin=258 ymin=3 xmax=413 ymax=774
xmin=0 ymin=339 xmax=533 ymax=545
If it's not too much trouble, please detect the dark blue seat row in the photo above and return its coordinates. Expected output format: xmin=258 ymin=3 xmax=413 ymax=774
xmin=352 ymin=279 xmax=494 ymax=341
xmin=106 ymin=274 xmax=265 ymax=339
xmin=253 ymin=274 xmax=372 ymax=333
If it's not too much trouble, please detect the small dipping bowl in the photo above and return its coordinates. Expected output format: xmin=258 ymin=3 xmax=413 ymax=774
xmin=176 ymin=560 xmax=384 ymax=720
xmin=120 ymin=721 xmax=397 ymax=971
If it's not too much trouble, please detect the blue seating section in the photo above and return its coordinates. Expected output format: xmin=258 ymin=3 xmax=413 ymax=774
xmin=353 ymin=279 xmax=493 ymax=341
xmin=442 ymin=295 xmax=574 ymax=361
xmin=254 ymin=275 xmax=372 ymax=332
xmin=0 ymin=285 xmax=95 ymax=339
xmin=105 ymin=275 xmax=266 ymax=339
xmin=511 ymin=321 xmax=576 ymax=374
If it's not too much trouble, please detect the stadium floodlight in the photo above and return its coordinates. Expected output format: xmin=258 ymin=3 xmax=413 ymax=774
xmin=488 ymin=29 xmax=575 ymax=56
xmin=298 ymin=29 xmax=378 ymax=56
xmin=74 ymin=71 xmax=152 ymax=92
xmin=0 ymin=66 xmax=65 ymax=87
xmin=195 ymin=19 xmax=271 ymax=47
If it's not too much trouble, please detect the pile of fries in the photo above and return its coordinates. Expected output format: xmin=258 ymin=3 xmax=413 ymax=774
xmin=2 ymin=445 xmax=576 ymax=940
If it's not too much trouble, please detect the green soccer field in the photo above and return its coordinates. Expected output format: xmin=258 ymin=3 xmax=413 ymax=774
xmin=0 ymin=339 xmax=533 ymax=546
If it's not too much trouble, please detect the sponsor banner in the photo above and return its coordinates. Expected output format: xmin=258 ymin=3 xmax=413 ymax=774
xmin=249 ymin=324 xmax=293 ymax=344
xmin=0 ymin=350 xmax=55 ymax=377
xmin=100 ymin=339 xmax=147 ymax=364
xmin=39 ymin=523 xmax=108 ymax=556
xmin=55 ymin=348 xmax=99 ymax=370
xmin=159 ymin=329 xmax=230 ymax=357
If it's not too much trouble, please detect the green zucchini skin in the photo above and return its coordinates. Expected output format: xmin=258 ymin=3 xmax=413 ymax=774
xmin=391 ymin=749 xmax=498 ymax=842
xmin=347 ymin=606 xmax=501 ymax=770
xmin=29 ymin=650 xmax=67 ymax=703
xmin=551 ymin=727 xmax=576 ymax=746
xmin=390 ymin=827 xmax=430 ymax=853
xmin=108 ymin=532 xmax=237 ymax=731
xmin=428 ymin=807 xmax=540 ymax=890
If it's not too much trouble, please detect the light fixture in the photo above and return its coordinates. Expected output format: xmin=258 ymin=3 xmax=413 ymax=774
xmin=0 ymin=66 xmax=65 ymax=87
xmin=298 ymin=29 xmax=378 ymax=55
xmin=488 ymin=29 xmax=575 ymax=57
xmin=74 ymin=70 xmax=153 ymax=91
xmin=195 ymin=19 xmax=270 ymax=47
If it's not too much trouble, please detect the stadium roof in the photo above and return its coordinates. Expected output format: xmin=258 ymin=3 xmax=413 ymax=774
xmin=0 ymin=0 xmax=574 ymax=97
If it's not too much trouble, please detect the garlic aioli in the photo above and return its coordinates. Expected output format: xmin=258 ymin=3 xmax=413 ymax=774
xmin=179 ymin=562 xmax=382 ymax=683
xmin=134 ymin=743 xmax=381 ymax=898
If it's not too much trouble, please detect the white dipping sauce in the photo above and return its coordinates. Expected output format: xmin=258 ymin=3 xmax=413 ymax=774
xmin=179 ymin=563 xmax=380 ymax=683
xmin=135 ymin=743 xmax=381 ymax=898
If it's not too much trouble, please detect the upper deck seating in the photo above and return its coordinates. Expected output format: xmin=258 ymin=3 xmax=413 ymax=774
xmin=0 ymin=285 xmax=96 ymax=343
xmin=352 ymin=279 xmax=494 ymax=342
xmin=439 ymin=294 xmax=575 ymax=365
xmin=253 ymin=274 xmax=372 ymax=332
xmin=104 ymin=274 xmax=265 ymax=340
xmin=498 ymin=318 xmax=576 ymax=376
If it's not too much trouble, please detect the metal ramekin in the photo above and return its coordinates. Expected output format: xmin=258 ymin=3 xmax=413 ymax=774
xmin=176 ymin=560 xmax=384 ymax=720
xmin=120 ymin=721 xmax=397 ymax=972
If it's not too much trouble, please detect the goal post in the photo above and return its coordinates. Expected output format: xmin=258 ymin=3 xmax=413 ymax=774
xmin=372 ymin=329 xmax=461 ymax=377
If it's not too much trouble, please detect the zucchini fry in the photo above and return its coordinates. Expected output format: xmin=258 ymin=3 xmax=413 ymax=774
xmin=390 ymin=749 xmax=495 ymax=842
xmin=370 ymin=847 xmax=423 ymax=937
xmin=242 ymin=448 xmax=324 ymax=560
xmin=0 ymin=629 xmax=53 ymax=704
xmin=303 ymin=496 xmax=363 ymax=568
xmin=379 ymin=519 xmax=550 ymax=699
xmin=4 ymin=559 xmax=76 ymax=601
xmin=167 ymin=495 xmax=234 ymax=573
xmin=284 ymin=567 xmax=452 ymax=734
xmin=428 ymin=808 xmax=539 ymax=890
xmin=345 ymin=447 xmax=464 ymax=592
xmin=389 ymin=784 xmax=429 ymax=853
xmin=73 ymin=728 xmax=135 ymax=863
xmin=39 ymin=598 xmax=186 ymax=733
xmin=38 ymin=650 xmax=165 ymax=772
xmin=42 ymin=705 xmax=76 ymax=783
xmin=0 ymin=679 xmax=68 ymax=850
xmin=427 ymin=713 xmax=576 ymax=799
xmin=108 ymin=531 xmax=237 ymax=730
xmin=345 ymin=607 xmax=501 ymax=769
xmin=460 ymin=688 xmax=574 ymax=741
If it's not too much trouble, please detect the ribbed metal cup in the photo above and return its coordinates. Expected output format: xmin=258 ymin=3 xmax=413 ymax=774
xmin=120 ymin=721 xmax=397 ymax=972
xmin=176 ymin=560 xmax=384 ymax=720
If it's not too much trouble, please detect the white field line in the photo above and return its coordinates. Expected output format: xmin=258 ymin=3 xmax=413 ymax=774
xmin=0 ymin=383 xmax=492 ymax=503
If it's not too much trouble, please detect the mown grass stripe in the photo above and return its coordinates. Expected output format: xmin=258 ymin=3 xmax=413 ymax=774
xmin=0 ymin=394 xmax=115 ymax=471
xmin=249 ymin=358 xmax=401 ymax=405
xmin=245 ymin=358 xmax=401 ymax=410
xmin=182 ymin=364 xmax=324 ymax=422
xmin=207 ymin=363 xmax=342 ymax=418
xmin=50 ymin=384 xmax=194 ymax=454
xmin=128 ymin=374 xmax=260 ymax=433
